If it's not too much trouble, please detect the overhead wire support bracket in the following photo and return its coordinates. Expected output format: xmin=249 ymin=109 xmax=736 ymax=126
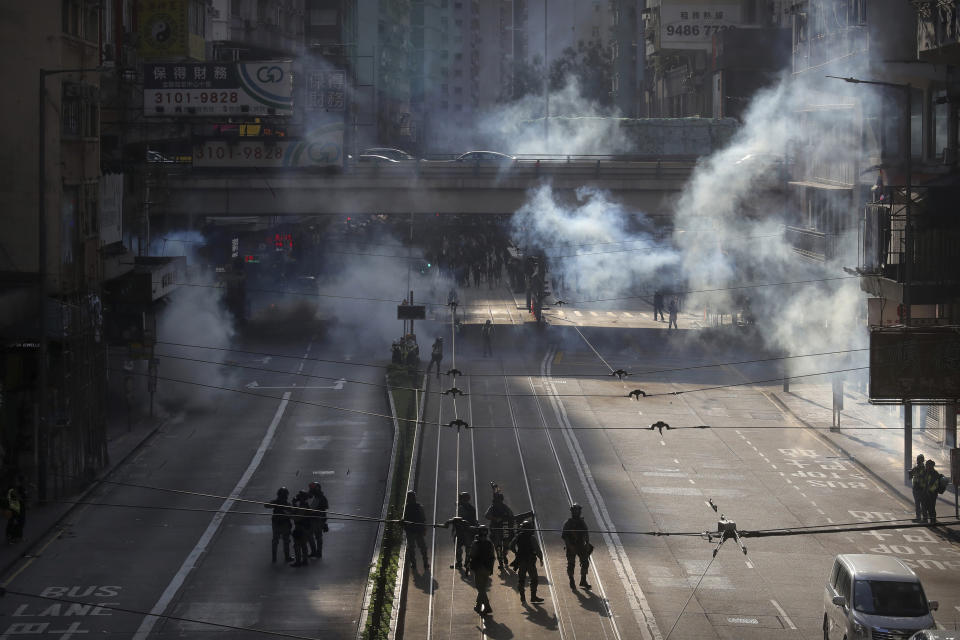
xmin=445 ymin=418 xmax=470 ymax=431
xmin=442 ymin=386 xmax=467 ymax=397
xmin=703 ymin=500 xmax=747 ymax=557
xmin=610 ymin=369 xmax=630 ymax=380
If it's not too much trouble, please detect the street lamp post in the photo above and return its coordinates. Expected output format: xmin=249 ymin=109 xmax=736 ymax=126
xmin=827 ymin=75 xmax=914 ymax=485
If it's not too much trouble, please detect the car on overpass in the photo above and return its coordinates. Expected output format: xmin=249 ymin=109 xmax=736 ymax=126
xmin=362 ymin=147 xmax=416 ymax=161
xmin=455 ymin=150 xmax=516 ymax=165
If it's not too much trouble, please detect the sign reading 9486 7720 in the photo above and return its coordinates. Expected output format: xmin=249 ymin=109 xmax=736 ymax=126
xmin=659 ymin=4 xmax=741 ymax=50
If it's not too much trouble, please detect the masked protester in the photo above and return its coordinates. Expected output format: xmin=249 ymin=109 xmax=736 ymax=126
xmin=561 ymin=503 xmax=593 ymax=589
xmin=307 ymin=482 xmax=328 ymax=558
xmin=290 ymin=491 xmax=312 ymax=567
xmin=469 ymin=526 xmax=496 ymax=616
xmin=403 ymin=490 xmax=429 ymax=571
xmin=510 ymin=519 xmax=544 ymax=605
xmin=265 ymin=487 xmax=293 ymax=564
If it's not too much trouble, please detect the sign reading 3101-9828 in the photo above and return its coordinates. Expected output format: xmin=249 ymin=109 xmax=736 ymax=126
xmin=143 ymin=61 xmax=293 ymax=117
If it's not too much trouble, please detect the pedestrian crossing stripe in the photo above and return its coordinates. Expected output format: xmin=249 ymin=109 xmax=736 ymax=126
xmin=623 ymin=312 xmax=633 ymax=317
xmin=589 ymin=311 xmax=599 ymax=316
xmin=573 ymin=310 xmax=583 ymax=316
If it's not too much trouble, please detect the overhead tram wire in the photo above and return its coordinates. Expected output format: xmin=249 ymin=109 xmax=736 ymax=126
xmin=42 ymin=470 xmax=954 ymax=536
xmin=120 ymin=365 xmax=913 ymax=431
xmin=156 ymin=338 xmax=870 ymax=382
xmin=170 ymin=274 xmax=860 ymax=310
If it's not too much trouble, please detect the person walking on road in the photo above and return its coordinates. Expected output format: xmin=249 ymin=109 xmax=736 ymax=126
xmin=403 ymin=490 xmax=430 ymax=571
xmin=483 ymin=485 xmax=514 ymax=570
xmin=5 ymin=480 xmax=25 ymax=544
xmin=426 ymin=337 xmax=444 ymax=379
xmin=481 ymin=319 xmax=495 ymax=357
xmin=910 ymin=454 xmax=926 ymax=522
xmin=469 ymin=525 xmax=496 ymax=616
xmin=290 ymin=490 xmax=312 ymax=567
xmin=452 ymin=492 xmax=478 ymax=572
xmin=265 ymin=487 xmax=293 ymax=564
xmin=923 ymin=459 xmax=946 ymax=523
xmin=307 ymin=482 xmax=328 ymax=558
xmin=510 ymin=519 xmax=544 ymax=605
xmin=653 ymin=290 xmax=665 ymax=321
xmin=667 ymin=297 xmax=679 ymax=330
xmin=562 ymin=503 xmax=593 ymax=590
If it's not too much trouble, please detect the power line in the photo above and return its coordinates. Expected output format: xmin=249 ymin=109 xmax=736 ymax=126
xmin=121 ymin=366 xmax=906 ymax=431
xmin=170 ymin=274 xmax=859 ymax=309
xmin=157 ymin=339 xmax=869 ymax=381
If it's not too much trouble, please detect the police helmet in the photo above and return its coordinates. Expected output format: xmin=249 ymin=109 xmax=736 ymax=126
xmin=477 ymin=525 xmax=489 ymax=537
xmin=407 ymin=490 xmax=417 ymax=500
xmin=917 ymin=454 xmax=925 ymax=463
xmin=459 ymin=491 xmax=471 ymax=502
xmin=296 ymin=490 xmax=310 ymax=502
xmin=277 ymin=486 xmax=289 ymax=498
xmin=570 ymin=503 xmax=582 ymax=514
xmin=926 ymin=459 xmax=936 ymax=467
xmin=520 ymin=519 xmax=533 ymax=530
xmin=492 ymin=491 xmax=504 ymax=502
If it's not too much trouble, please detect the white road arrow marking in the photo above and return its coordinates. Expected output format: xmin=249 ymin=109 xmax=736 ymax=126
xmin=246 ymin=378 xmax=345 ymax=390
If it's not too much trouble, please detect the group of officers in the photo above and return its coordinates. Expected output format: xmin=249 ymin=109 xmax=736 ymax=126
xmin=403 ymin=485 xmax=594 ymax=616
xmin=909 ymin=454 xmax=948 ymax=523
xmin=265 ymin=482 xmax=330 ymax=567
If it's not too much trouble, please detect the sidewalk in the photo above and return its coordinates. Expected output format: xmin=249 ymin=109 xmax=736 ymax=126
xmin=769 ymin=381 xmax=959 ymax=530
xmin=0 ymin=414 xmax=163 ymax=581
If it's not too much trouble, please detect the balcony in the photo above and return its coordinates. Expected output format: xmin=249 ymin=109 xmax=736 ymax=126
xmin=917 ymin=4 xmax=960 ymax=63
xmin=859 ymin=185 xmax=960 ymax=303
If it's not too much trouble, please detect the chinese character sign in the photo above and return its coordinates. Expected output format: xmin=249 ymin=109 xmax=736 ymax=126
xmin=660 ymin=3 xmax=741 ymax=50
xmin=143 ymin=61 xmax=294 ymax=117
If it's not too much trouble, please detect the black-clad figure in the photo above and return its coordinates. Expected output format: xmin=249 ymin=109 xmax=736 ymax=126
xmin=909 ymin=454 xmax=926 ymax=522
xmin=653 ymin=290 xmax=665 ymax=321
xmin=483 ymin=489 xmax=514 ymax=570
xmin=561 ymin=503 xmax=593 ymax=589
xmin=426 ymin=337 xmax=444 ymax=379
xmin=510 ymin=519 xmax=545 ymax=605
xmin=450 ymin=492 xmax=478 ymax=572
xmin=469 ymin=526 xmax=496 ymax=616
xmin=290 ymin=490 xmax=312 ymax=567
xmin=307 ymin=481 xmax=329 ymax=558
xmin=266 ymin=487 xmax=293 ymax=563
xmin=403 ymin=490 xmax=430 ymax=571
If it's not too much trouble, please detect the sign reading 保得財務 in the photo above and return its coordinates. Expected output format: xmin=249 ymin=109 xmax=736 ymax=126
xmin=660 ymin=4 xmax=741 ymax=50
xmin=143 ymin=61 xmax=293 ymax=117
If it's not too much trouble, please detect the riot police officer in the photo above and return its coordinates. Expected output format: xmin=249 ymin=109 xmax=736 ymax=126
xmin=469 ymin=525 xmax=496 ymax=616
xmin=452 ymin=491 xmax=477 ymax=572
xmin=483 ymin=487 xmax=514 ymax=571
xmin=510 ymin=519 xmax=544 ymax=605
xmin=403 ymin=490 xmax=430 ymax=571
xmin=265 ymin=487 xmax=293 ymax=564
xmin=307 ymin=481 xmax=329 ymax=558
xmin=290 ymin=490 xmax=312 ymax=567
xmin=561 ymin=503 xmax=593 ymax=589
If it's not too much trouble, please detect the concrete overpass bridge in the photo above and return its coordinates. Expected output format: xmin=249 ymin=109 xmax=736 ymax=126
xmin=154 ymin=158 xmax=697 ymax=218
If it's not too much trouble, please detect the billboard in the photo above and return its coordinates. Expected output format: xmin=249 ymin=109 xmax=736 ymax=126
xmin=660 ymin=3 xmax=741 ymax=50
xmin=137 ymin=0 xmax=203 ymax=60
xmin=144 ymin=61 xmax=293 ymax=117
xmin=193 ymin=123 xmax=344 ymax=168
xmin=870 ymin=327 xmax=960 ymax=403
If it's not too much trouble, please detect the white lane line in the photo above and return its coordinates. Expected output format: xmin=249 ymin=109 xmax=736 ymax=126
xmin=745 ymin=440 xmax=752 ymax=445
xmin=688 ymin=479 xmax=695 ymax=485
xmin=659 ymin=440 xmax=666 ymax=446
xmin=607 ymin=311 xmax=616 ymax=317
xmin=542 ymin=349 xmax=661 ymax=640
xmin=770 ymin=599 xmax=796 ymax=630
xmin=745 ymin=560 xmax=754 ymax=569
xmin=133 ymin=391 xmax=293 ymax=640
xmin=785 ymin=478 xmax=792 ymax=484
xmin=827 ymin=517 xmax=834 ymax=524
xmin=770 ymin=464 xmax=777 ymax=470
xmin=735 ymin=430 xmax=741 ymax=434
xmin=623 ymin=312 xmax=633 ymax=318
xmin=674 ymin=459 xmax=680 ymax=465
xmin=589 ymin=311 xmax=599 ymax=317
xmin=817 ymin=509 xmax=826 ymax=515
xmin=573 ymin=310 xmax=583 ymax=317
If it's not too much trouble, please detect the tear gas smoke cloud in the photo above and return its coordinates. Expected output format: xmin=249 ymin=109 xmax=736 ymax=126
xmin=508 ymin=70 xmax=871 ymax=379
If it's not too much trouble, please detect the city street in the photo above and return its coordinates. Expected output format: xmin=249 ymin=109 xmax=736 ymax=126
xmin=0 ymin=333 xmax=394 ymax=639
xmin=402 ymin=286 xmax=960 ymax=640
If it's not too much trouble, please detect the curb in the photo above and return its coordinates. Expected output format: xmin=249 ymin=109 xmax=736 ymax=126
xmin=767 ymin=392 xmax=959 ymax=541
xmin=355 ymin=375 xmax=403 ymax=640
xmin=392 ymin=371 xmax=428 ymax=640
xmin=0 ymin=419 xmax=164 ymax=582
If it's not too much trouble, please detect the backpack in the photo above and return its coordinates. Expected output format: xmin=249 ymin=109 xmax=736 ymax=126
xmin=938 ymin=475 xmax=949 ymax=495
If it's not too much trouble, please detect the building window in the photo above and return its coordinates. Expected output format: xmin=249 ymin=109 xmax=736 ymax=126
xmin=455 ymin=19 xmax=463 ymax=27
xmin=61 ymin=83 xmax=98 ymax=138
xmin=257 ymin=0 xmax=267 ymax=22
xmin=310 ymin=9 xmax=338 ymax=26
xmin=611 ymin=41 xmax=619 ymax=60
xmin=189 ymin=0 xmax=206 ymax=37
xmin=455 ymin=52 xmax=463 ymax=60
xmin=62 ymin=0 xmax=99 ymax=42
xmin=441 ymin=49 xmax=449 ymax=58
xmin=441 ymin=100 xmax=449 ymax=109
xmin=911 ymin=87 xmax=923 ymax=159
xmin=934 ymin=89 xmax=949 ymax=160
xmin=454 ymin=69 xmax=462 ymax=77
xmin=612 ymin=72 xmax=619 ymax=93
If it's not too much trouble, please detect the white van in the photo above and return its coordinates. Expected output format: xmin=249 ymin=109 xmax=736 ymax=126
xmin=824 ymin=554 xmax=938 ymax=639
